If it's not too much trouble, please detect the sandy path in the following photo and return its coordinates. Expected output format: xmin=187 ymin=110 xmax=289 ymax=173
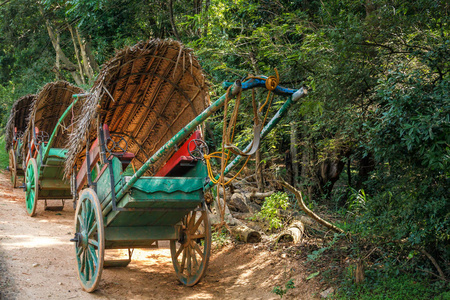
xmin=0 ymin=170 xmax=319 ymax=299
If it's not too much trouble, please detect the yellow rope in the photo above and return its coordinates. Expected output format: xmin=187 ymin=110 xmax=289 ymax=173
xmin=204 ymin=68 xmax=280 ymax=186
xmin=203 ymin=69 xmax=280 ymax=228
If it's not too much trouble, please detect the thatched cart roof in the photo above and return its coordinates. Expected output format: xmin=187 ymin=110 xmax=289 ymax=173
xmin=22 ymin=81 xmax=85 ymax=156
xmin=64 ymin=39 xmax=209 ymax=176
xmin=5 ymin=94 xmax=36 ymax=151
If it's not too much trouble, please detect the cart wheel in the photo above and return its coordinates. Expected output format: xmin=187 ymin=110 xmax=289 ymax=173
xmin=74 ymin=188 xmax=104 ymax=292
xmin=9 ymin=149 xmax=17 ymax=188
xmin=25 ymin=158 xmax=38 ymax=216
xmin=170 ymin=205 xmax=211 ymax=286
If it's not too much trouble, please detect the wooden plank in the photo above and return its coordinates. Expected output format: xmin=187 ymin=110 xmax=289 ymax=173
xmin=76 ymin=138 xmax=100 ymax=192
xmin=104 ymin=226 xmax=178 ymax=242
xmin=39 ymin=179 xmax=70 ymax=190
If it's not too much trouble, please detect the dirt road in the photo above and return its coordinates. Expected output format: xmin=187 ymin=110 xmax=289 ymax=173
xmin=0 ymin=171 xmax=320 ymax=299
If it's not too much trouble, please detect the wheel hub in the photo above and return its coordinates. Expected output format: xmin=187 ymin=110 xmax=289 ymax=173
xmin=80 ymin=230 xmax=89 ymax=248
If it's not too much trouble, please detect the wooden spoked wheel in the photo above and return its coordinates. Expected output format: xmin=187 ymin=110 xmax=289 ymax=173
xmin=25 ymin=158 xmax=38 ymax=217
xmin=170 ymin=205 xmax=211 ymax=286
xmin=74 ymin=188 xmax=105 ymax=292
xmin=9 ymin=149 xmax=17 ymax=188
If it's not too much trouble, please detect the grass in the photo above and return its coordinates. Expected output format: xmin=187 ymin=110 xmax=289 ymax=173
xmin=0 ymin=135 xmax=9 ymax=169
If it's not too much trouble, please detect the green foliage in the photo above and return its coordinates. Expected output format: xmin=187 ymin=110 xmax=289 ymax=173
xmin=0 ymin=135 xmax=8 ymax=169
xmin=211 ymin=227 xmax=229 ymax=249
xmin=272 ymin=279 xmax=295 ymax=299
xmin=252 ymin=192 xmax=290 ymax=230
xmin=336 ymin=269 xmax=449 ymax=300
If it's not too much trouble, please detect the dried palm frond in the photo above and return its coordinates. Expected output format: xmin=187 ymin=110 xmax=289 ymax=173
xmin=5 ymin=94 xmax=36 ymax=151
xmin=22 ymin=81 xmax=84 ymax=159
xmin=64 ymin=39 xmax=209 ymax=177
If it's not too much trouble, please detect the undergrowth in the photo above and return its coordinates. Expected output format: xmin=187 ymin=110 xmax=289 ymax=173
xmin=0 ymin=135 xmax=8 ymax=169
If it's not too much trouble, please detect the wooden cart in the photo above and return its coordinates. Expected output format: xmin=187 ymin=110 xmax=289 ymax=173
xmin=22 ymin=81 xmax=84 ymax=216
xmin=65 ymin=40 xmax=306 ymax=292
xmin=5 ymin=95 xmax=36 ymax=188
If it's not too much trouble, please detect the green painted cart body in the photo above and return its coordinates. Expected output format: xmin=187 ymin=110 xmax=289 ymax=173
xmin=71 ymin=77 xmax=306 ymax=292
xmin=23 ymin=82 xmax=84 ymax=216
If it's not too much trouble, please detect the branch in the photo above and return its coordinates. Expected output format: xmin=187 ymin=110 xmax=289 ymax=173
xmin=280 ymin=180 xmax=344 ymax=234
xmin=0 ymin=0 xmax=11 ymax=7
xmin=417 ymin=248 xmax=447 ymax=281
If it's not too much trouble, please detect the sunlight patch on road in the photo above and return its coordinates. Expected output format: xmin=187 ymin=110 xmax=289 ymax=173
xmin=0 ymin=234 xmax=69 ymax=249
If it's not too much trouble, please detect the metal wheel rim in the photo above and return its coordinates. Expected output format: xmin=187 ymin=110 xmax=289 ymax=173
xmin=75 ymin=188 xmax=104 ymax=292
xmin=170 ymin=205 xmax=211 ymax=286
xmin=25 ymin=158 xmax=38 ymax=216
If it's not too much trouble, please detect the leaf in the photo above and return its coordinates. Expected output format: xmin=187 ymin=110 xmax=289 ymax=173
xmin=306 ymin=271 xmax=320 ymax=280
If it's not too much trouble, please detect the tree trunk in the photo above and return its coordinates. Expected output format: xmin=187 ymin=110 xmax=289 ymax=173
xmin=55 ymin=32 xmax=61 ymax=80
xmin=290 ymin=120 xmax=299 ymax=185
xmin=84 ymin=40 xmax=100 ymax=73
xmin=168 ymin=0 xmax=180 ymax=40
xmin=42 ymin=12 xmax=83 ymax=85
xmin=75 ymin=27 xmax=94 ymax=81
xmin=256 ymin=149 xmax=264 ymax=192
xmin=68 ymin=24 xmax=85 ymax=85
xmin=203 ymin=0 xmax=211 ymax=37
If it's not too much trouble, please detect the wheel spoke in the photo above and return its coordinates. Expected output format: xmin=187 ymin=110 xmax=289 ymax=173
xmin=76 ymin=245 xmax=83 ymax=256
xmin=87 ymin=202 xmax=94 ymax=229
xmin=80 ymin=249 xmax=86 ymax=273
xmin=180 ymin=248 xmax=187 ymax=272
xmin=81 ymin=201 xmax=87 ymax=229
xmin=88 ymin=221 xmax=97 ymax=237
xmin=77 ymin=215 xmax=85 ymax=231
xmin=191 ymin=214 xmax=205 ymax=233
xmin=88 ymin=239 xmax=99 ymax=247
xmin=88 ymin=245 xmax=98 ymax=267
xmin=188 ymin=212 xmax=196 ymax=229
xmin=85 ymin=251 xmax=91 ymax=281
xmin=191 ymin=234 xmax=205 ymax=240
xmin=186 ymin=247 xmax=192 ymax=276
xmin=193 ymin=242 xmax=204 ymax=259
xmin=175 ymin=243 xmax=184 ymax=259
xmin=190 ymin=244 xmax=199 ymax=272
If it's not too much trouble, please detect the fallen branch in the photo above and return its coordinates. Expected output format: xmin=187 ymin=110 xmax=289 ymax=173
xmin=231 ymin=224 xmax=262 ymax=243
xmin=280 ymin=181 xmax=344 ymax=234
xmin=210 ymin=196 xmax=262 ymax=243
xmin=276 ymin=220 xmax=304 ymax=244
xmin=417 ymin=248 xmax=447 ymax=281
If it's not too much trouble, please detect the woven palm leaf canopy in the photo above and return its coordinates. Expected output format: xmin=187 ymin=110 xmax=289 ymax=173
xmin=65 ymin=39 xmax=209 ymax=176
xmin=22 ymin=81 xmax=85 ymax=157
xmin=5 ymin=94 xmax=36 ymax=151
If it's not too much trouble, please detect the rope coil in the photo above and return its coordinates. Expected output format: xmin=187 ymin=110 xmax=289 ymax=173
xmin=203 ymin=68 xmax=281 ymax=227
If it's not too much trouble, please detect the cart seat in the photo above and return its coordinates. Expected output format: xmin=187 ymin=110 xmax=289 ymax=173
xmin=102 ymin=124 xmax=135 ymax=170
xmin=155 ymin=130 xmax=202 ymax=177
xmin=48 ymin=148 xmax=67 ymax=160
xmin=107 ymin=152 xmax=134 ymax=170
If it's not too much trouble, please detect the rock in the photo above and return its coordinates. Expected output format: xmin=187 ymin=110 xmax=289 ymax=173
xmin=320 ymin=287 xmax=334 ymax=298
xmin=32 ymin=263 xmax=39 ymax=267
xmin=228 ymin=193 xmax=249 ymax=213
xmin=247 ymin=202 xmax=261 ymax=214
